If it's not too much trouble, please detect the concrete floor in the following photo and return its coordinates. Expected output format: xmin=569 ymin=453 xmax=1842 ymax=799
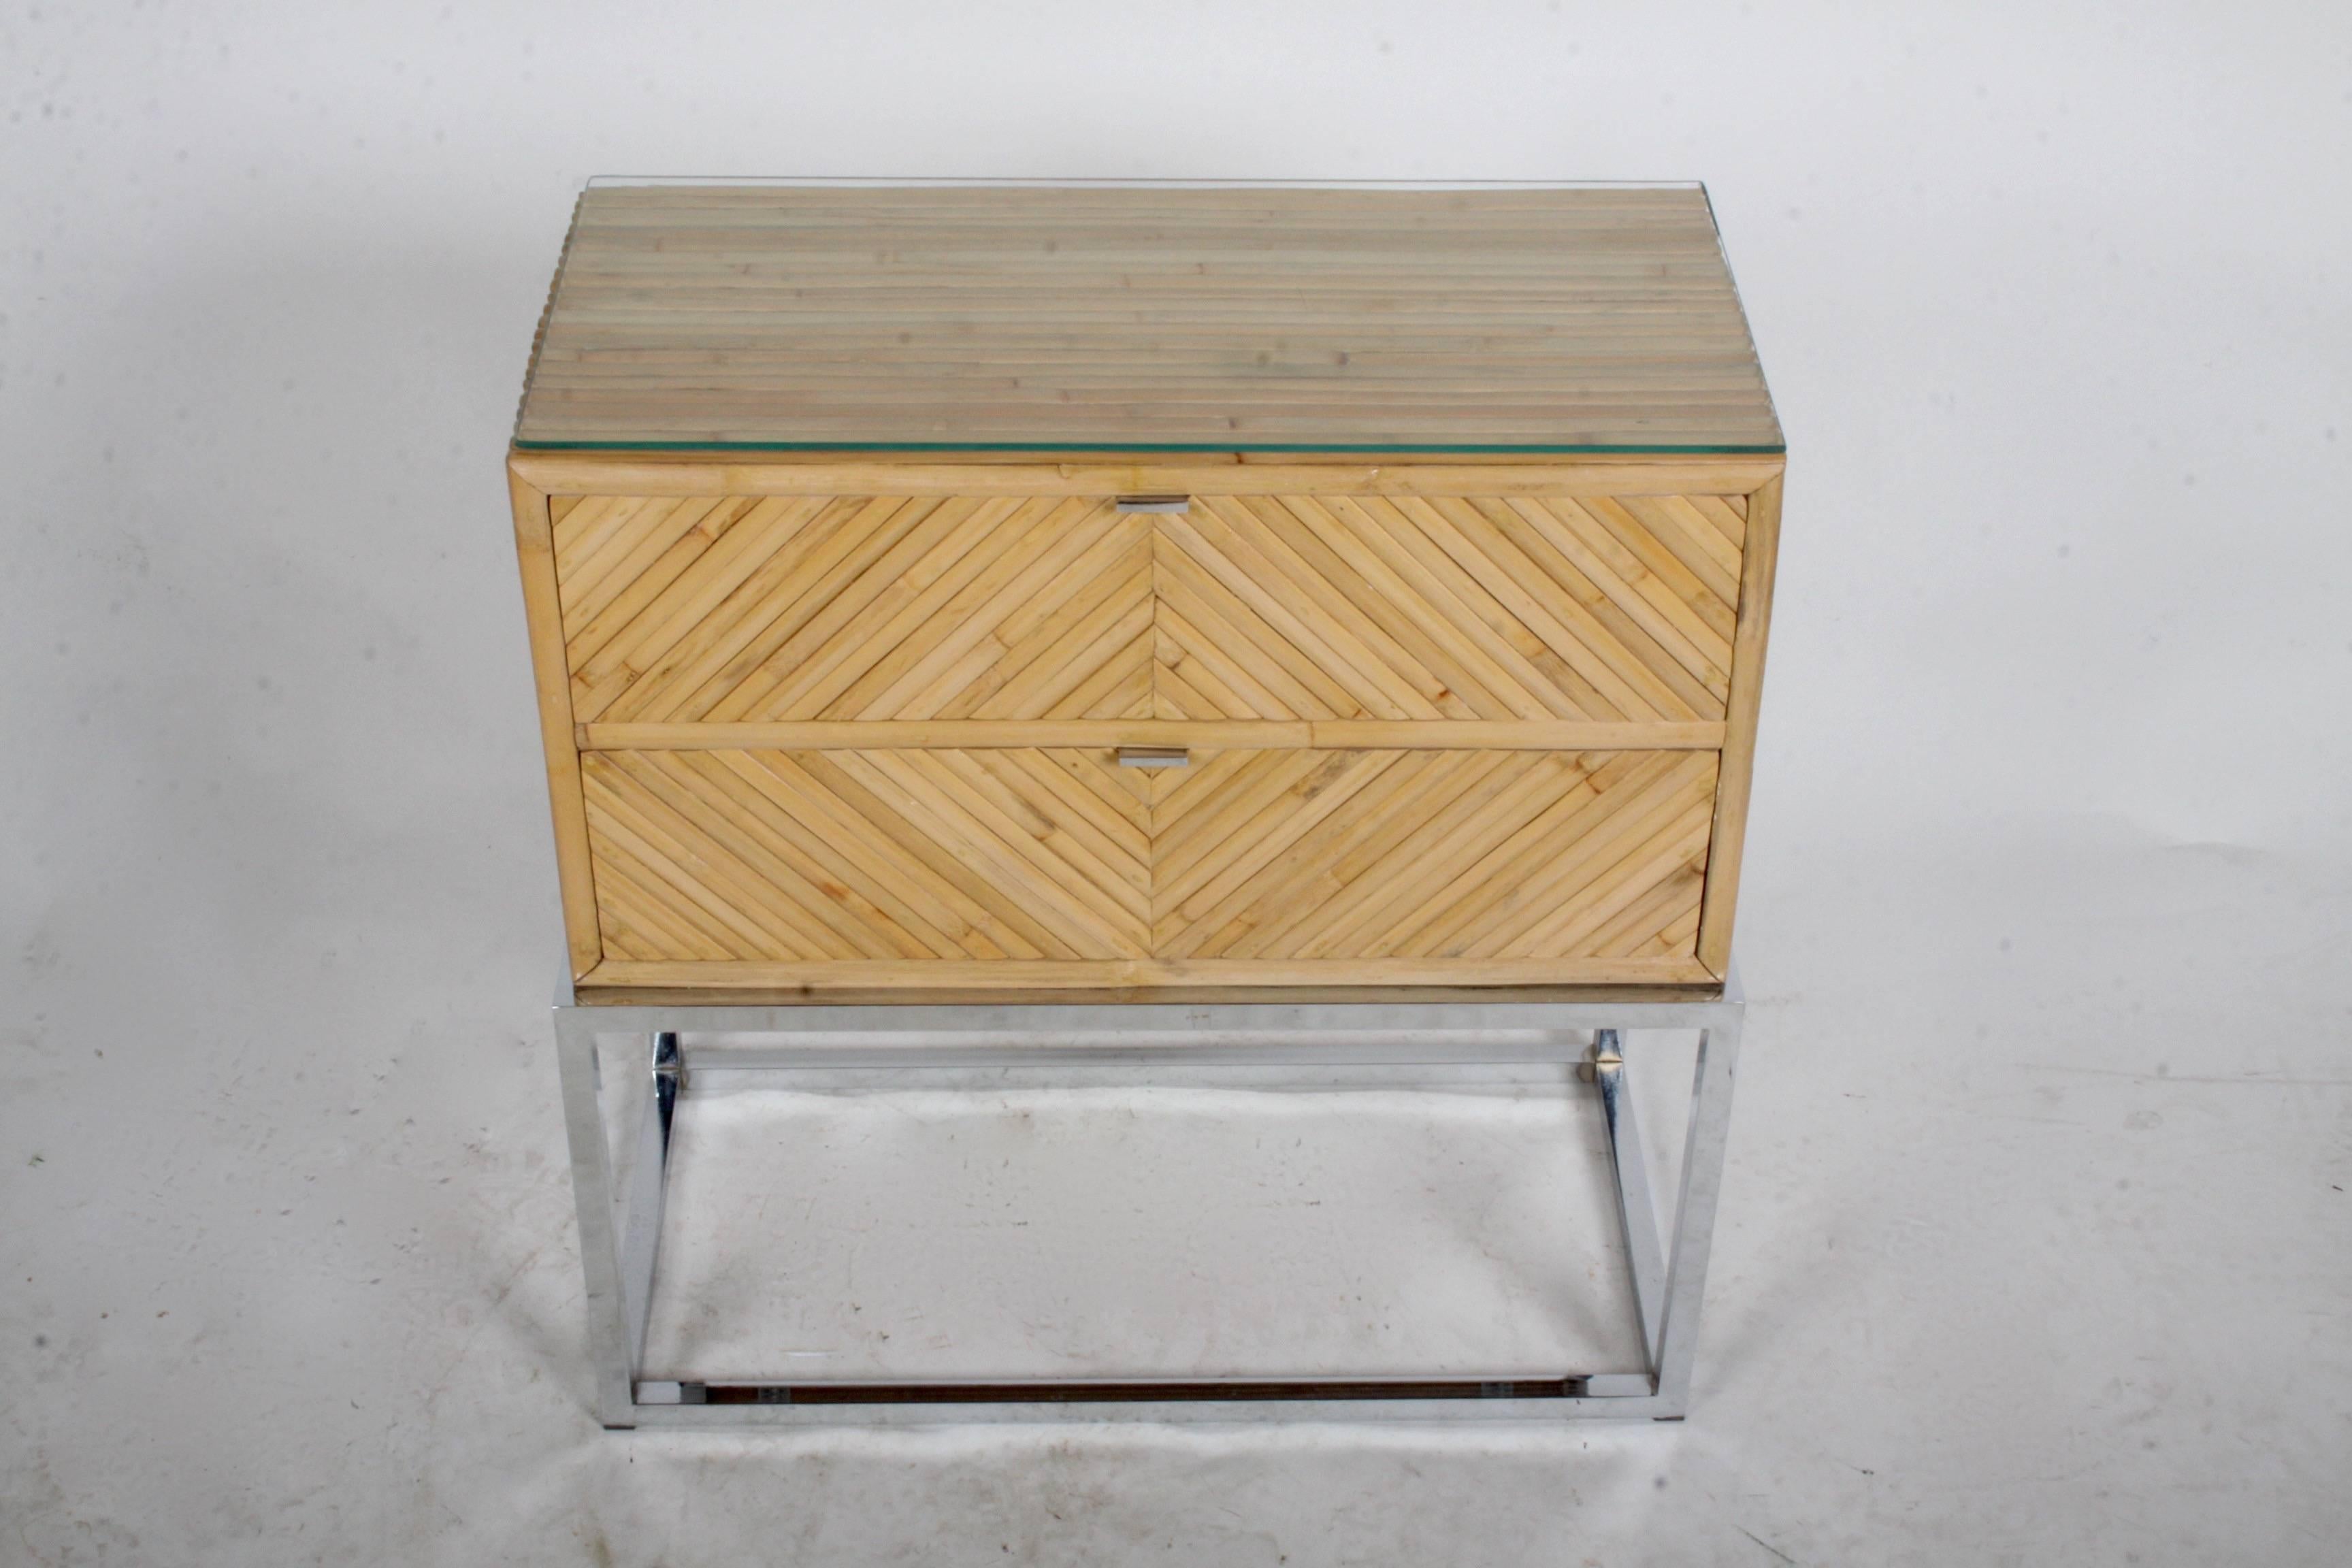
xmin=5 ymin=3 xmax=2350 ymax=1563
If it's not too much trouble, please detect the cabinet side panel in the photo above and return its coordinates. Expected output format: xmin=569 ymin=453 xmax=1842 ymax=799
xmin=1695 ymin=468 xmax=1782 ymax=977
xmin=510 ymin=465 xmax=604 ymax=977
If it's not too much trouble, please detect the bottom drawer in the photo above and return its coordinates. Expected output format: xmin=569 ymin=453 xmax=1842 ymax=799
xmin=575 ymin=747 xmax=1719 ymax=990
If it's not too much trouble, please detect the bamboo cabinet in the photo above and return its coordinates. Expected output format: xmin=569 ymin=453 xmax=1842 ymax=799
xmin=509 ymin=182 xmax=1782 ymax=1002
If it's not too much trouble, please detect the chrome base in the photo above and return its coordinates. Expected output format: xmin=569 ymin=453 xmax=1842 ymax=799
xmin=551 ymin=979 xmax=1744 ymax=1428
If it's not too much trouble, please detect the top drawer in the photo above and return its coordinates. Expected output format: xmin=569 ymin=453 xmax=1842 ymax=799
xmin=549 ymin=489 xmax=1748 ymax=728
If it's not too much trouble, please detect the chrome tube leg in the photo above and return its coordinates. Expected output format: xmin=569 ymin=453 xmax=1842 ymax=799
xmin=615 ymin=1032 xmax=682 ymax=1382
xmin=553 ymin=1012 xmax=638 ymax=1428
xmin=1647 ymin=1007 xmax=1744 ymax=1416
xmin=1593 ymin=1030 xmax=1667 ymax=1375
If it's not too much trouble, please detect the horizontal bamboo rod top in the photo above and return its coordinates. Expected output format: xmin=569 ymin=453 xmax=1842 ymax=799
xmin=516 ymin=183 xmax=1781 ymax=454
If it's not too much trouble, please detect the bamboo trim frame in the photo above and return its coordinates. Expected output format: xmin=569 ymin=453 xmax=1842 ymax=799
xmin=577 ymin=721 xmax=1730 ymax=752
xmin=505 ymin=452 xmax=1785 ymax=500
xmin=509 ymin=469 xmax=604 ymax=977
xmin=579 ymin=956 xmax=1720 ymax=993
xmin=506 ymin=451 xmax=1782 ymax=987
xmin=1695 ymin=470 xmax=1780 ymax=979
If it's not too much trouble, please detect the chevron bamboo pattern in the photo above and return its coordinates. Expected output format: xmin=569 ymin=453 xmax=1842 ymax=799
xmin=582 ymin=748 xmax=1153 ymax=962
xmin=1154 ymin=493 xmax=1744 ymax=723
xmin=551 ymin=493 xmax=1154 ymax=724
xmin=1147 ymin=749 xmax=1717 ymax=961
xmin=581 ymin=746 xmax=1712 ymax=968
xmin=553 ymin=490 xmax=1744 ymax=727
xmin=538 ymin=485 xmax=1760 ymax=985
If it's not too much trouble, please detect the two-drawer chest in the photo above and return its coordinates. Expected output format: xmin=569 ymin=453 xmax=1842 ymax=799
xmin=508 ymin=181 xmax=1782 ymax=1004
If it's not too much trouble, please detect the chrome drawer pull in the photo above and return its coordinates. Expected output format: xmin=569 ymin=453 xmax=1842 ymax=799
xmin=1115 ymin=495 xmax=1191 ymax=513
xmin=1115 ymin=746 xmax=1190 ymax=768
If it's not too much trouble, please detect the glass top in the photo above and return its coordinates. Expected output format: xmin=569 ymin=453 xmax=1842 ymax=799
xmin=515 ymin=180 xmax=1782 ymax=455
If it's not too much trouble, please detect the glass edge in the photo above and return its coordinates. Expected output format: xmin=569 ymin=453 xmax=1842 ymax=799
xmin=1695 ymin=186 xmax=1785 ymax=448
xmin=508 ymin=440 xmax=1786 ymax=456
xmin=581 ymin=176 xmax=1710 ymax=193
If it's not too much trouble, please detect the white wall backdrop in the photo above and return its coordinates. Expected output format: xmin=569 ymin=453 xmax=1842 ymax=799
xmin=4 ymin=3 xmax=2348 ymax=1563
